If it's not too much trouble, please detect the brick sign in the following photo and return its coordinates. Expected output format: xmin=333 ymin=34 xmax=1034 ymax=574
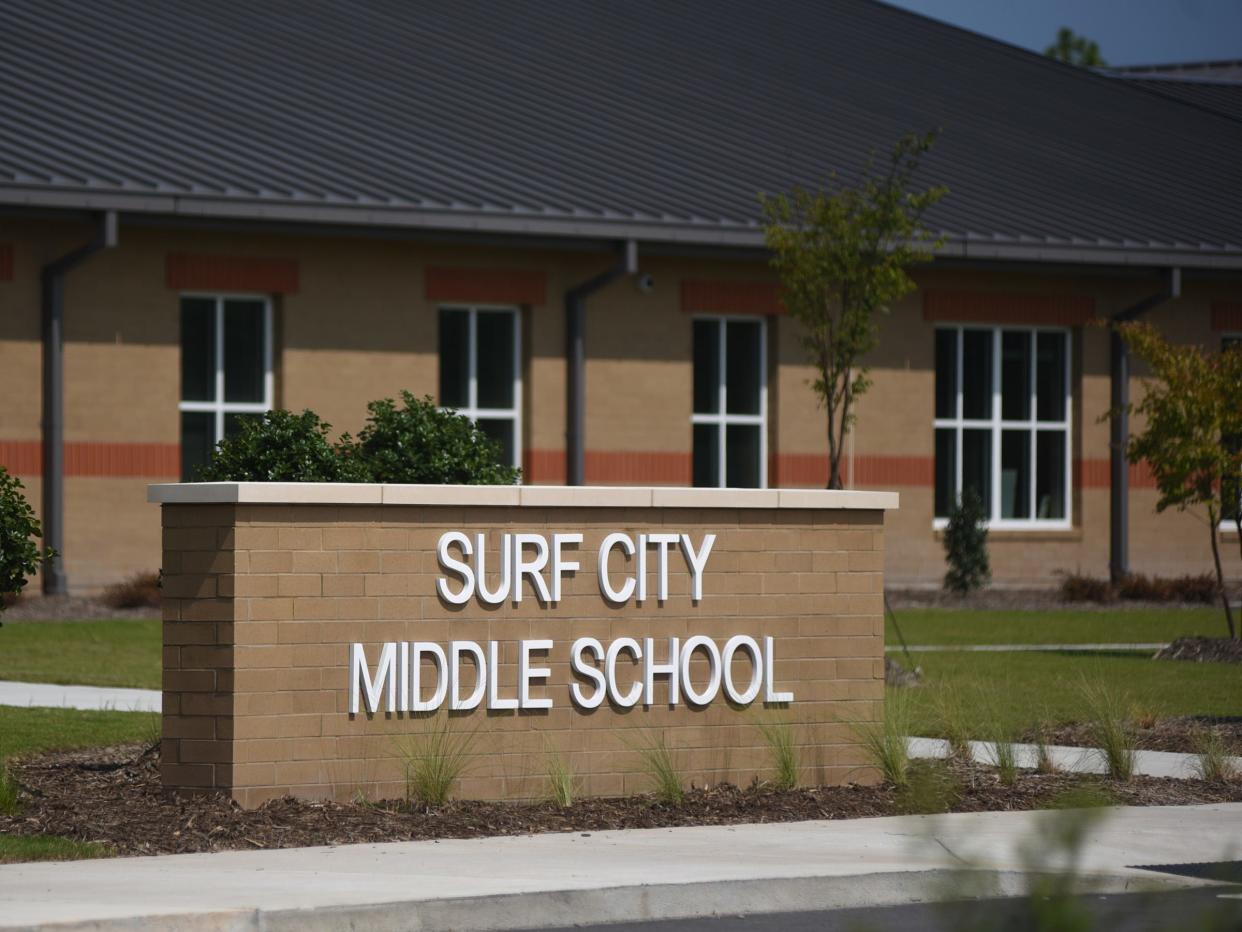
xmin=152 ymin=484 xmax=896 ymax=807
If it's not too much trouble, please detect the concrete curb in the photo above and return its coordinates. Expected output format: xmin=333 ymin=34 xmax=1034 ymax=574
xmin=0 ymin=680 xmax=161 ymax=713
xmin=3 ymin=869 xmax=1200 ymax=932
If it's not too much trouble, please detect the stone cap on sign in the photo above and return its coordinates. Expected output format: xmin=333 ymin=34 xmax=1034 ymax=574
xmin=147 ymin=482 xmax=899 ymax=510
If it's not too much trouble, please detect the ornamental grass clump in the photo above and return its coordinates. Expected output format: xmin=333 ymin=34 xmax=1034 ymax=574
xmin=1078 ymin=681 xmax=1136 ymax=781
xmin=1192 ymin=727 xmax=1239 ymax=783
xmin=396 ymin=718 xmax=477 ymax=806
xmin=851 ymin=687 xmax=912 ymax=787
xmin=544 ymin=747 xmax=578 ymax=808
xmin=985 ymin=725 xmax=1020 ymax=786
xmin=755 ymin=717 xmax=800 ymax=790
xmin=0 ymin=760 xmax=18 ymax=816
xmin=633 ymin=732 xmax=685 ymax=804
xmin=929 ymin=683 xmax=974 ymax=761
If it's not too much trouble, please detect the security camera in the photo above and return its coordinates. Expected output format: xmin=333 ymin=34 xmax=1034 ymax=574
xmin=635 ymin=272 xmax=655 ymax=294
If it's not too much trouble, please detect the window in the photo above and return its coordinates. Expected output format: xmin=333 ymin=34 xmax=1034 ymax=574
xmin=438 ymin=306 xmax=521 ymax=469
xmin=179 ymin=295 xmax=273 ymax=480
xmin=692 ymin=316 xmax=766 ymax=488
xmin=933 ymin=325 xmax=1071 ymax=528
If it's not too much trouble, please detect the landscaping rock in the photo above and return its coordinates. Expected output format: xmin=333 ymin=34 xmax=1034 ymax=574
xmin=884 ymin=656 xmax=922 ymax=687
xmin=1154 ymin=636 xmax=1242 ymax=665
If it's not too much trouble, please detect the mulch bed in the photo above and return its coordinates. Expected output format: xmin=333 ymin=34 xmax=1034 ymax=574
xmin=1155 ymin=636 xmax=1242 ymax=665
xmin=1021 ymin=716 xmax=1242 ymax=755
xmin=2 ymin=744 xmax=1240 ymax=859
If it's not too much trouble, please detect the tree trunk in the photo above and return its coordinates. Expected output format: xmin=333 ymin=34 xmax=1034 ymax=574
xmin=1208 ymin=504 xmax=1236 ymax=639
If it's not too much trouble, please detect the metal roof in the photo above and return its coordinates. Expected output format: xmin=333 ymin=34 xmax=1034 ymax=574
xmin=3 ymin=0 xmax=1242 ymax=266
xmin=1108 ymin=75 xmax=1242 ymax=124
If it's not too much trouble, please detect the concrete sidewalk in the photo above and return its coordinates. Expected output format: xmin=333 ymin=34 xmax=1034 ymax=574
xmin=906 ymin=736 xmax=1242 ymax=780
xmin=0 ymin=680 xmax=160 ymax=714
xmin=2 ymin=804 xmax=1239 ymax=931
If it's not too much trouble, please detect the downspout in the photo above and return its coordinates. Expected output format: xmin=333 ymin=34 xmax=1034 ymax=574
xmin=564 ymin=240 xmax=638 ymax=486
xmin=41 ymin=210 xmax=118 ymax=595
xmin=1108 ymin=266 xmax=1180 ymax=584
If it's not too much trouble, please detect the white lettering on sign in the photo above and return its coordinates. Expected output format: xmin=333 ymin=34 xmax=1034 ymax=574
xmin=437 ymin=530 xmax=716 ymax=606
xmin=347 ymin=529 xmax=797 ymax=717
xmin=348 ymin=636 xmax=793 ymax=715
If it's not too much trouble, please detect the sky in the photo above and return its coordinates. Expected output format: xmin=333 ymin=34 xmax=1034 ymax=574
xmin=883 ymin=0 xmax=1242 ymax=67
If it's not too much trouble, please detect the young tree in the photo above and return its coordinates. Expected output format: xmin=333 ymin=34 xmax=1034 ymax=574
xmin=1044 ymin=27 xmax=1107 ymax=67
xmin=761 ymin=133 xmax=946 ymax=489
xmin=1120 ymin=323 xmax=1240 ymax=638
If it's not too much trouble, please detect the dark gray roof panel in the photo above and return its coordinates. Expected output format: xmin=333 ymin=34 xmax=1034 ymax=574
xmin=2 ymin=0 xmax=1241 ymax=260
xmin=1112 ymin=77 xmax=1242 ymax=123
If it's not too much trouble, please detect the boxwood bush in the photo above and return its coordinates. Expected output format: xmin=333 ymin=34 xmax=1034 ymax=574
xmin=0 ymin=466 xmax=44 ymax=611
xmin=198 ymin=409 xmax=359 ymax=482
xmin=197 ymin=393 xmax=518 ymax=485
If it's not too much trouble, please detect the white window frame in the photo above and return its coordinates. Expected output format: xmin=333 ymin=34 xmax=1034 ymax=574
xmin=690 ymin=314 xmax=768 ymax=489
xmin=437 ymin=304 xmax=522 ymax=471
xmin=177 ymin=292 xmax=274 ymax=445
xmin=933 ymin=324 xmax=1073 ymax=531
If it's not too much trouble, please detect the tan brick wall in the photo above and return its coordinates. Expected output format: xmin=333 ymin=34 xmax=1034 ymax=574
xmin=3 ymin=218 xmax=1240 ymax=592
xmin=160 ymin=498 xmax=887 ymax=807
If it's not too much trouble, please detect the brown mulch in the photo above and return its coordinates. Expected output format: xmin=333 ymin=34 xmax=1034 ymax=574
xmin=1155 ymin=636 xmax=1242 ymax=665
xmin=0 ymin=595 xmax=160 ymax=622
xmin=1021 ymin=716 xmax=1242 ymax=755
xmin=2 ymin=744 xmax=1240 ymax=859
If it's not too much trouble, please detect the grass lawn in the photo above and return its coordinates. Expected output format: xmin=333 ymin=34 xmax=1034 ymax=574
xmin=0 ymin=706 xmax=157 ymax=760
xmin=886 ymin=608 xmax=1227 ymax=647
xmin=0 ymin=835 xmax=108 ymax=864
xmin=902 ymin=650 xmax=1242 ymax=737
xmin=0 ymin=619 xmax=160 ymax=689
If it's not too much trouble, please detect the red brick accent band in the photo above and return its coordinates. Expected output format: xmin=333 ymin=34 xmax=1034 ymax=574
xmin=1211 ymin=303 xmax=1242 ymax=332
xmin=166 ymin=254 xmax=299 ymax=294
xmin=680 ymin=280 xmax=785 ymax=316
xmin=425 ymin=267 xmax=547 ymax=306
xmin=923 ymin=291 xmax=1096 ymax=326
xmin=0 ymin=441 xmax=180 ymax=478
xmin=1074 ymin=458 xmax=1156 ymax=490
xmin=0 ymin=243 xmax=13 ymax=282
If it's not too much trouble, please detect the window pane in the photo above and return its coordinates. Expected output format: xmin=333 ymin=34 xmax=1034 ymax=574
xmin=1000 ymin=331 xmax=1031 ymax=421
xmin=1036 ymin=332 xmax=1067 ymax=422
xmin=180 ymin=411 xmax=214 ymax=481
xmin=693 ymin=423 xmax=719 ymax=487
xmin=962 ymin=428 xmax=992 ymax=515
xmin=961 ymin=329 xmax=993 ymax=420
xmin=476 ymin=311 xmax=515 ymax=410
xmin=725 ymin=424 xmax=761 ymax=488
xmin=934 ymin=428 xmax=956 ymax=518
xmin=1036 ymin=432 xmax=1067 ymax=520
xmin=475 ymin=418 xmax=515 ymax=467
xmin=223 ymin=300 xmax=266 ymax=403
xmin=693 ymin=320 xmax=720 ymax=414
xmin=934 ymin=329 xmax=957 ymax=419
xmin=439 ymin=309 xmax=470 ymax=408
xmin=1000 ymin=430 xmax=1030 ymax=519
xmin=725 ymin=320 xmax=761 ymax=415
xmin=180 ymin=297 xmax=216 ymax=402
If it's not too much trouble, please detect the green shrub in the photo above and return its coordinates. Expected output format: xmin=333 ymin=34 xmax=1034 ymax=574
xmin=943 ymin=488 xmax=990 ymax=594
xmin=198 ymin=409 xmax=359 ymax=482
xmin=894 ymin=758 xmax=960 ymax=814
xmin=1191 ymin=727 xmax=1238 ymax=783
xmin=343 ymin=391 xmax=519 ymax=485
xmin=0 ymin=466 xmax=44 ymax=612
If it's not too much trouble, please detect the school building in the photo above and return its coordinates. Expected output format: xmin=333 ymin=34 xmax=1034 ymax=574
xmin=1 ymin=0 xmax=1240 ymax=593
